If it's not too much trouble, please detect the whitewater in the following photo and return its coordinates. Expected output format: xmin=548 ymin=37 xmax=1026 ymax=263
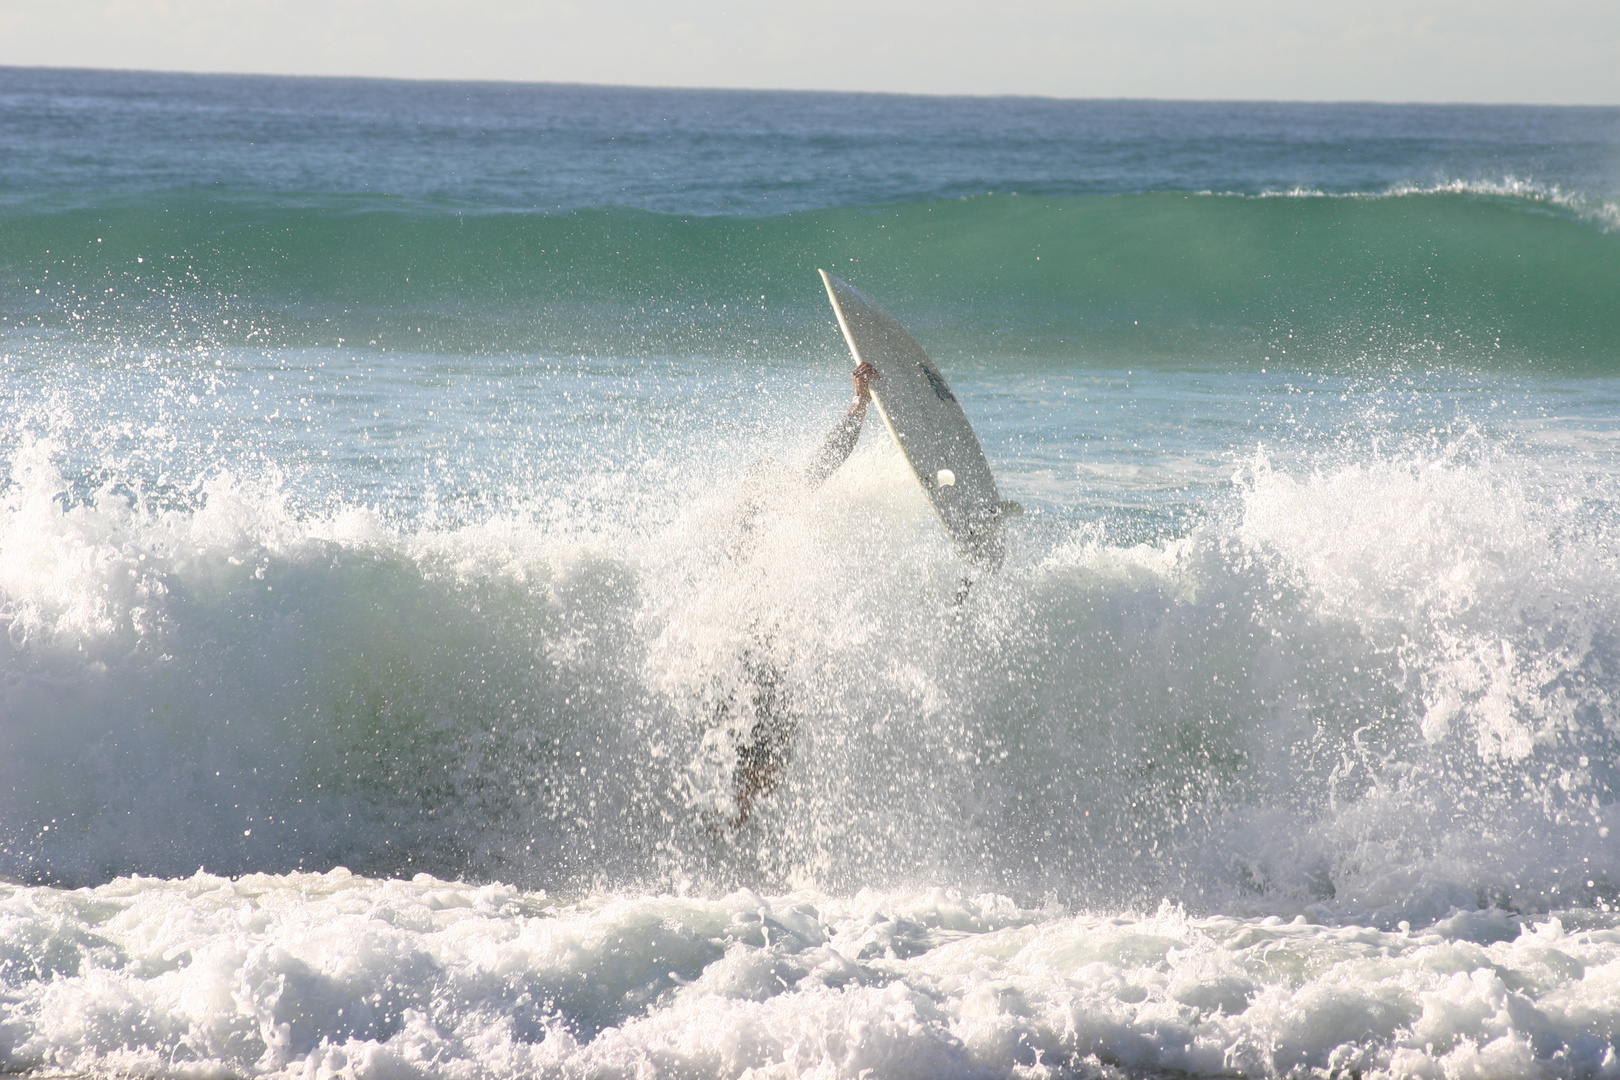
xmin=4 ymin=68 xmax=1620 ymax=1078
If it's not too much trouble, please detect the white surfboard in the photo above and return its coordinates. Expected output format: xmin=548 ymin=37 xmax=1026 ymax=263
xmin=820 ymin=270 xmax=1005 ymax=566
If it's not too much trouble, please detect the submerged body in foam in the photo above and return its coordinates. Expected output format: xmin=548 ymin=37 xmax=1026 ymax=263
xmin=2 ymin=70 xmax=1620 ymax=1077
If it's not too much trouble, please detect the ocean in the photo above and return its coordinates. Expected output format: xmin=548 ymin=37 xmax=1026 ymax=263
xmin=3 ymin=66 xmax=1620 ymax=1077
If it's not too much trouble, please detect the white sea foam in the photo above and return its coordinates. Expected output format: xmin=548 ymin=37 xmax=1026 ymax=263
xmin=1249 ymin=176 xmax=1620 ymax=233
xmin=3 ymin=871 xmax=1619 ymax=1079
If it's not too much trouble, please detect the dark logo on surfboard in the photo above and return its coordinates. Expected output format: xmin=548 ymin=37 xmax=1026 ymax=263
xmin=922 ymin=365 xmax=956 ymax=403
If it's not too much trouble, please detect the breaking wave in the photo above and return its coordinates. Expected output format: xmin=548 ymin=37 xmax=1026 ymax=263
xmin=2 ymin=427 xmax=1616 ymax=925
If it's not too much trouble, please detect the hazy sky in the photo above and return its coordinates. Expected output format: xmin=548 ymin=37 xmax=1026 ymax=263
xmin=2 ymin=0 xmax=1617 ymax=104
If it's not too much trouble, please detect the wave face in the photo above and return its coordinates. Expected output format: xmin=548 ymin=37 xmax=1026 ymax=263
xmin=4 ymin=70 xmax=1620 ymax=1078
xmin=6 ymin=187 xmax=1620 ymax=369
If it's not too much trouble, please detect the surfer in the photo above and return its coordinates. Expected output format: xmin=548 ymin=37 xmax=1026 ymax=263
xmin=706 ymin=273 xmax=1006 ymax=830
xmin=716 ymin=360 xmax=880 ymax=828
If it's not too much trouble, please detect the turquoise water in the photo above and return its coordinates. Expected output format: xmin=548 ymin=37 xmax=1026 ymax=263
xmin=3 ymin=68 xmax=1620 ymax=1078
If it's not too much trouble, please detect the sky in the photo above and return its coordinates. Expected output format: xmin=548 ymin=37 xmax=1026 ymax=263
xmin=2 ymin=0 xmax=1618 ymax=104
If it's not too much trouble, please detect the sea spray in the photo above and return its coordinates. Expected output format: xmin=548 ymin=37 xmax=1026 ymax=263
xmin=3 ymin=421 xmax=1616 ymax=920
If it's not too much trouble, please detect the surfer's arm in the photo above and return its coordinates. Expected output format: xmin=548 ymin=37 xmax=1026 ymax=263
xmin=805 ymin=362 xmax=879 ymax=488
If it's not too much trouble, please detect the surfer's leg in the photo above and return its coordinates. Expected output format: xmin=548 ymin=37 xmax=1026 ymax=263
xmin=729 ymin=648 xmax=796 ymax=825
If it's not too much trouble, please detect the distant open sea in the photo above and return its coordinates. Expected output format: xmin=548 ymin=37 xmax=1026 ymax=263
xmin=4 ymin=67 xmax=1620 ymax=1078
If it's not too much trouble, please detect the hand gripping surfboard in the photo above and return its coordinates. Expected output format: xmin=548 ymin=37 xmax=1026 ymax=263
xmin=819 ymin=270 xmax=1005 ymax=567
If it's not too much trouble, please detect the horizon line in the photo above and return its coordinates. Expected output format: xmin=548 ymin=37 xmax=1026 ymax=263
xmin=5 ymin=63 xmax=1617 ymax=111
